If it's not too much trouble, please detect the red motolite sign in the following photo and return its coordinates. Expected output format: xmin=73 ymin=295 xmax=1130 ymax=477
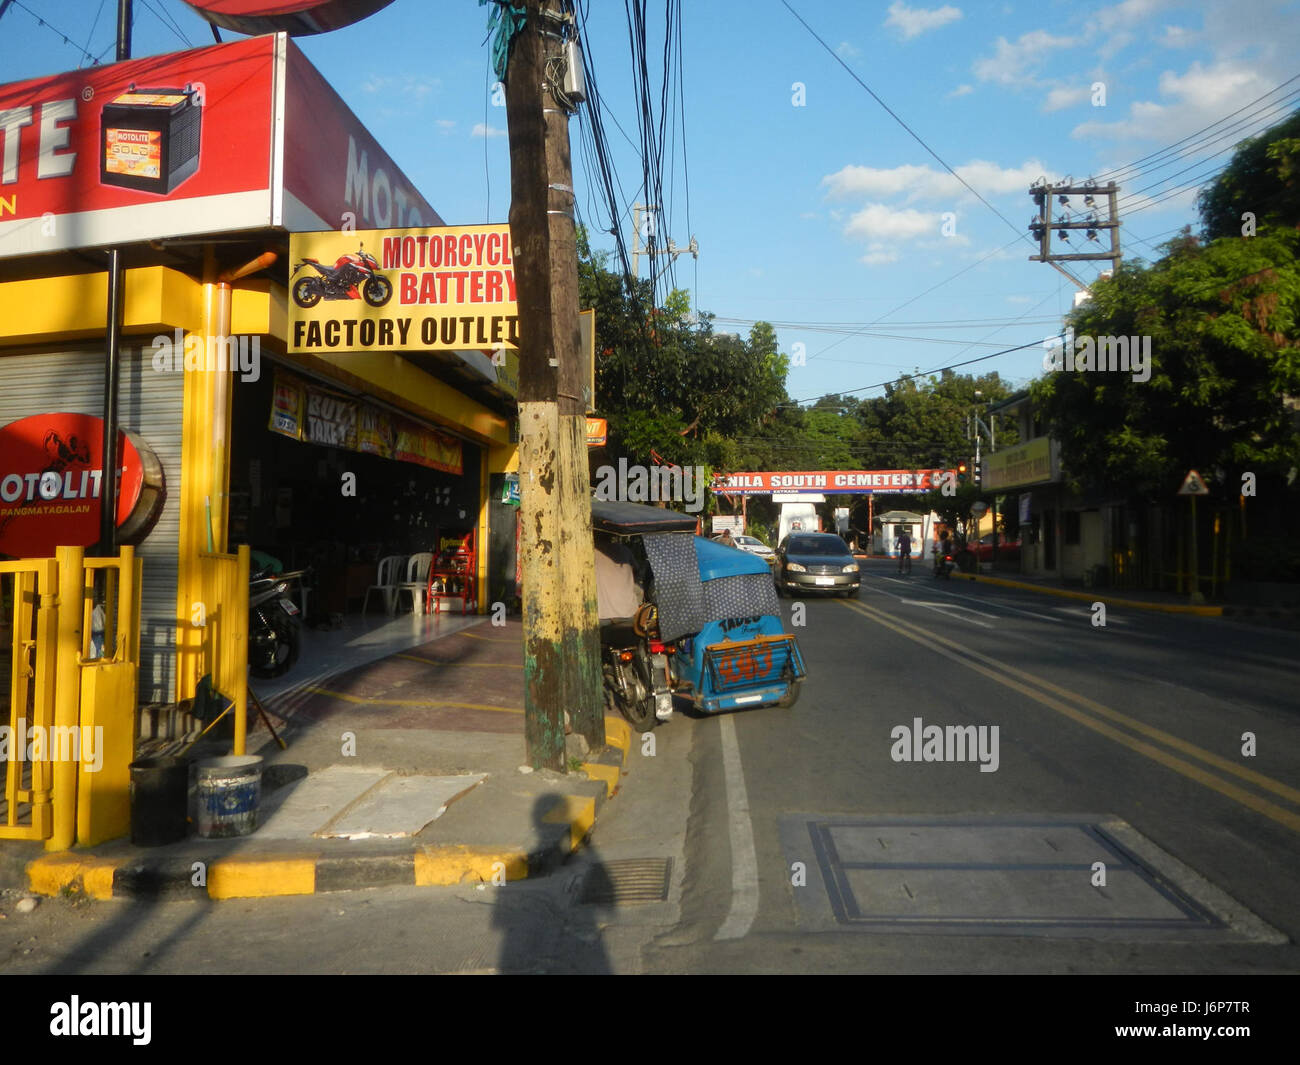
xmin=0 ymin=36 xmax=277 ymax=257
xmin=0 ymin=35 xmax=442 ymax=257
xmin=184 ymin=0 xmax=396 ymax=36
xmin=713 ymin=470 xmax=956 ymax=495
xmin=0 ymin=414 xmax=162 ymax=557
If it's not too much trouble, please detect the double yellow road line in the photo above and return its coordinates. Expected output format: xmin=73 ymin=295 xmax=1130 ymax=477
xmin=838 ymin=597 xmax=1300 ymax=833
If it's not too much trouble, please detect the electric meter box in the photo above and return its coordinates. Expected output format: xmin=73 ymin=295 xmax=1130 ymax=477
xmin=100 ymin=84 xmax=202 ymax=195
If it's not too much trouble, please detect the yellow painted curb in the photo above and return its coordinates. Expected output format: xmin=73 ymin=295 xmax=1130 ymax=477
xmin=207 ymin=856 xmax=317 ymax=900
xmin=414 ymin=845 xmax=528 ymax=885
xmin=603 ymin=715 xmax=631 ymax=758
xmin=581 ymin=762 xmax=620 ymax=797
xmin=27 ymin=854 xmax=122 ymax=900
xmin=542 ymin=794 xmax=597 ymax=852
xmin=965 ymin=573 xmax=1223 ymax=615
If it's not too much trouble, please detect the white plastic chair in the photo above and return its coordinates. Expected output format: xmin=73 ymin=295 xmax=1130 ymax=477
xmin=363 ymin=555 xmax=406 ymax=615
xmin=397 ymin=552 xmax=434 ymax=614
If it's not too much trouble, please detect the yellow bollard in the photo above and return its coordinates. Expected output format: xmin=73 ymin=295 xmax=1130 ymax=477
xmin=48 ymin=547 xmax=84 ymax=851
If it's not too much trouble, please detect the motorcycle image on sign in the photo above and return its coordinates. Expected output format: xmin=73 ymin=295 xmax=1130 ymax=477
xmin=290 ymin=243 xmax=393 ymax=308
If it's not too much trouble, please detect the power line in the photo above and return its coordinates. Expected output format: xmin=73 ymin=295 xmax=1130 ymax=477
xmin=792 ymin=338 xmax=1045 ymax=405
xmin=8 ymin=0 xmax=108 ymax=65
xmin=780 ymin=0 xmax=1034 ymax=250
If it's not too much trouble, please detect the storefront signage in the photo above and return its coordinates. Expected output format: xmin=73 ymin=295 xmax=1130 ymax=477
xmin=0 ymin=413 xmax=164 ymax=557
xmin=984 ymin=438 xmax=1054 ymax=491
xmin=712 ymin=469 xmax=954 ymax=496
xmin=304 ymin=387 xmax=358 ymax=449
xmin=268 ymin=370 xmax=305 ymax=440
xmin=0 ymin=36 xmax=442 ymax=257
xmin=502 ymin=473 xmax=521 ymax=506
xmin=586 ymin=417 xmax=608 ymax=447
xmin=265 ymin=368 xmax=462 ymax=474
xmin=0 ymin=37 xmax=275 ymax=257
xmin=286 ymin=225 xmax=517 ymax=354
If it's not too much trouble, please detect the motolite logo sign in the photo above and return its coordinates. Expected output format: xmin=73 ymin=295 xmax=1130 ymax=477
xmin=0 ymin=413 xmax=164 ymax=557
xmin=0 ymin=36 xmax=275 ymax=258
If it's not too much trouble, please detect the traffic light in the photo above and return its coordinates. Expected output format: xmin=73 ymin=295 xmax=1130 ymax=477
xmin=957 ymin=462 xmax=967 ymax=484
xmin=973 ymin=457 xmax=983 ymax=487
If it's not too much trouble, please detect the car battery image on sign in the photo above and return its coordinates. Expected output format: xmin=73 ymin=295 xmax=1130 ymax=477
xmin=100 ymin=84 xmax=202 ymax=194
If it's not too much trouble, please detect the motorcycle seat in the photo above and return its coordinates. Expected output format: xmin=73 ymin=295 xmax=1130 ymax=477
xmin=599 ymin=618 xmax=639 ymax=647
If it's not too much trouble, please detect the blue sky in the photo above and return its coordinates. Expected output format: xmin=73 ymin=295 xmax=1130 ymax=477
xmin=3 ymin=0 xmax=1299 ymax=407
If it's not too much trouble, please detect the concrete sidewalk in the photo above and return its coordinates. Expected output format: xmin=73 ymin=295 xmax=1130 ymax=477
xmin=961 ymin=569 xmax=1300 ymax=622
xmin=3 ymin=619 xmax=633 ymax=902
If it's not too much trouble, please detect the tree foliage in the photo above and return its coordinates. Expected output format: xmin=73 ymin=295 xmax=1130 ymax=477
xmin=1029 ymin=229 xmax=1300 ymax=501
xmin=1198 ymin=110 xmax=1300 ymax=240
xmin=579 ymin=231 xmax=787 ymax=484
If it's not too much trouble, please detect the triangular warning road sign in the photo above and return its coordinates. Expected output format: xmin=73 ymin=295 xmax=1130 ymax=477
xmin=1177 ymin=469 xmax=1210 ymax=495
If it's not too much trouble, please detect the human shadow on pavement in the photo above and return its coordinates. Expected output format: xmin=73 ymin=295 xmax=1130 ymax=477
xmin=493 ymin=794 xmax=614 ymax=974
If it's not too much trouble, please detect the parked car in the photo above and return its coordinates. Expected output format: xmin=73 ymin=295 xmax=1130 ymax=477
xmin=774 ymin=533 xmax=860 ymax=597
xmin=713 ymin=533 xmax=776 ymax=563
xmin=970 ymin=533 xmax=1020 ymax=562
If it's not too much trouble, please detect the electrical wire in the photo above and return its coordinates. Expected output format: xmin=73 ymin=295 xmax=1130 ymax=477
xmin=780 ymin=0 xmax=1036 ymax=250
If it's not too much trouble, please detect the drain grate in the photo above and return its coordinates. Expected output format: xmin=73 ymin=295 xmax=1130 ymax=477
xmin=579 ymin=858 xmax=672 ymax=905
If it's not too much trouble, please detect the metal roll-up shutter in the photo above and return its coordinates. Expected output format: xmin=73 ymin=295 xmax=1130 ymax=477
xmin=0 ymin=346 xmax=184 ymax=703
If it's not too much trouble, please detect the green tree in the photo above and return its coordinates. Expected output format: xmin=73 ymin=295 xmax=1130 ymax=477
xmin=1198 ymin=110 xmax=1300 ymax=240
xmin=1030 ymin=229 xmax=1300 ymax=501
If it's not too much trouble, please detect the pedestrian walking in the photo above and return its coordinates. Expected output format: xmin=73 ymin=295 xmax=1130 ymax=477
xmin=895 ymin=529 xmax=913 ymax=574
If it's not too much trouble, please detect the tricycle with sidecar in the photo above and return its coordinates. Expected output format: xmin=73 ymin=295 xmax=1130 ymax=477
xmin=592 ymin=500 xmax=806 ymax=728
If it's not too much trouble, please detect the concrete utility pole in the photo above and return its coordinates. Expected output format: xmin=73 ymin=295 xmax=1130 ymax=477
xmin=630 ymin=202 xmax=698 ymax=284
xmin=504 ymin=0 xmax=604 ymax=768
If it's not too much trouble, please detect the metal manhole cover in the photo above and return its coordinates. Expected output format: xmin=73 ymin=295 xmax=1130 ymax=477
xmin=778 ymin=814 xmax=1285 ymax=942
xmin=579 ymin=858 xmax=672 ymax=905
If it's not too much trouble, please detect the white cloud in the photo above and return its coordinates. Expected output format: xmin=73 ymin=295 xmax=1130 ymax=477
xmin=947 ymin=83 xmax=974 ymax=98
xmin=823 ymin=160 xmax=1056 ymax=203
xmin=1094 ymin=0 xmax=1172 ymax=33
xmin=973 ymin=30 xmax=1077 ymax=87
xmin=1071 ymin=60 xmax=1274 ymax=142
xmin=1006 ymin=294 xmax=1033 ymax=304
xmin=436 ymin=119 xmax=456 ymax=131
xmin=1043 ymin=85 xmax=1091 ymax=112
xmin=836 ymin=40 xmax=861 ymax=59
xmin=845 ymin=205 xmax=939 ymax=243
xmin=1158 ymin=24 xmax=1198 ymax=48
xmin=861 ymin=246 xmax=900 ymax=266
xmin=884 ymin=2 xmax=963 ymax=39
xmin=361 ymin=75 xmax=441 ymax=99
xmin=471 ymin=123 xmax=507 ymax=138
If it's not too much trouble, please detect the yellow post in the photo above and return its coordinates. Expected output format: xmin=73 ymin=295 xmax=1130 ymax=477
xmin=176 ymin=250 xmax=235 ymax=702
xmin=48 ymin=547 xmax=84 ymax=852
xmin=233 ymin=545 xmax=250 ymax=756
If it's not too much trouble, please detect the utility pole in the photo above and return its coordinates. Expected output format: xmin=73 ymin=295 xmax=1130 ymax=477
xmin=504 ymin=0 xmax=604 ymax=769
xmin=630 ymin=202 xmax=698 ymax=284
xmin=99 ymin=0 xmax=132 ymax=560
xmin=1028 ymin=178 xmax=1121 ymax=291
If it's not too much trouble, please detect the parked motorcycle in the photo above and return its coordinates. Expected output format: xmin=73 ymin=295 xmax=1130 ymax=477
xmin=290 ymin=243 xmax=393 ymax=308
xmin=600 ymin=603 xmax=675 ymax=731
xmin=249 ymin=566 xmax=304 ymax=679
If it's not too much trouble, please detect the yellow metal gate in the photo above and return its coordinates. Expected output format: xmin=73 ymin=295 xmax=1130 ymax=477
xmin=0 ymin=546 xmax=141 ymax=846
xmin=0 ymin=557 xmax=58 ymax=839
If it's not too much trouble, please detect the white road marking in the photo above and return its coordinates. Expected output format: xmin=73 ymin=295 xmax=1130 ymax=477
xmin=715 ymin=713 xmax=760 ymax=941
xmin=902 ymin=601 xmax=993 ymax=628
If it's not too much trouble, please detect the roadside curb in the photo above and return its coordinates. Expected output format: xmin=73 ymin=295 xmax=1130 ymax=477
xmin=960 ymin=573 xmax=1225 ymax=616
xmin=19 ymin=715 xmax=632 ymax=902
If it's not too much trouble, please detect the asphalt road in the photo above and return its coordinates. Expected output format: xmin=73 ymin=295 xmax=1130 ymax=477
xmin=3 ymin=560 xmax=1296 ymax=986
xmin=645 ymin=559 xmax=1300 ymax=973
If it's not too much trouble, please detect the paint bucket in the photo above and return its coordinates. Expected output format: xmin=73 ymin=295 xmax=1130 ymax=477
xmin=129 ymin=756 xmax=190 ymax=846
xmin=195 ymin=755 xmax=263 ymax=838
